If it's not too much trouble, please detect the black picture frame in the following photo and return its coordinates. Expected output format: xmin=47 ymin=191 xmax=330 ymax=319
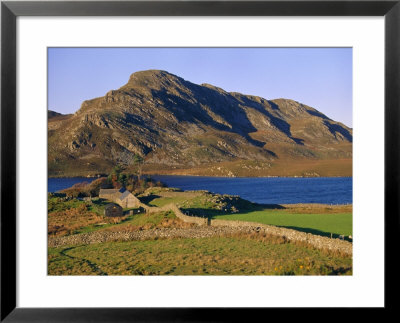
xmin=1 ymin=0 xmax=399 ymax=321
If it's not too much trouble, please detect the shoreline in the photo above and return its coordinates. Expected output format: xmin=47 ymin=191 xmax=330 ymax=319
xmin=48 ymin=176 xmax=352 ymax=206
xmin=48 ymin=174 xmax=353 ymax=179
xmin=144 ymin=174 xmax=353 ymax=179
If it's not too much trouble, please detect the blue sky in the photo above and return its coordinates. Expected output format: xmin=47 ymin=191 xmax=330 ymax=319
xmin=48 ymin=48 xmax=352 ymax=127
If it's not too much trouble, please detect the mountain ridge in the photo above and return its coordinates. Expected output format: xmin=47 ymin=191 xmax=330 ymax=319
xmin=48 ymin=70 xmax=352 ymax=177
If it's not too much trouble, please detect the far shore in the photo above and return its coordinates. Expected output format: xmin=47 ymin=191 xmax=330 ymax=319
xmin=48 ymin=173 xmax=353 ymax=179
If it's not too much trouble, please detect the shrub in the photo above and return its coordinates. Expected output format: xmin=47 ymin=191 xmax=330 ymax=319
xmin=60 ymin=173 xmax=165 ymax=198
xmin=60 ymin=177 xmax=110 ymax=198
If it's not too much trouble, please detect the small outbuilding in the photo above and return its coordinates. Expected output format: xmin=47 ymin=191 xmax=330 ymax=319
xmin=104 ymin=203 xmax=123 ymax=217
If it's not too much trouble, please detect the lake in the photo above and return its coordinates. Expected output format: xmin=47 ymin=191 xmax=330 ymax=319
xmin=48 ymin=177 xmax=97 ymax=193
xmin=48 ymin=176 xmax=352 ymax=205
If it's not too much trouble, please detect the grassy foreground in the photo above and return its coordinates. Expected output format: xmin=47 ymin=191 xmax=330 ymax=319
xmin=48 ymin=236 xmax=352 ymax=276
xmin=48 ymin=187 xmax=352 ymax=275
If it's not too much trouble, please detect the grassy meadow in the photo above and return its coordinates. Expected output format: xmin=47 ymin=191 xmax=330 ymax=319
xmin=48 ymin=186 xmax=352 ymax=275
xmin=48 ymin=236 xmax=352 ymax=276
xmin=142 ymin=188 xmax=352 ymax=237
xmin=48 ymin=194 xmax=191 ymax=236
xmin=212 ymin=207 xmax=352 ymax=237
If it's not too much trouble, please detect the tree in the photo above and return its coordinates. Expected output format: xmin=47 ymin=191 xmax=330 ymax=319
xmin=77 ymin=177 xmax=110 ymax=197
xmin=111 ymin=165 xmax=123 ymax=177
xmin=132 ymin=154 xmax=144 ymax=180
xmin=108 ymin=165 xmax=124 ymax=188
xmin=118 ymin=173 xmax=127 ymax=188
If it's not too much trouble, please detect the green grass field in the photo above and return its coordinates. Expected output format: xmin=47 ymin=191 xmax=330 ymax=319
xmin=139 ymin=189 xmax=352 ymax=238
xmin=213 ymin=210 xmax=352 ymax=237
xmin=49 ymin=189 xmax=352 ymax=238
xmin=48 ymin=237 xmax=352 ymax=276
xmin=48 ymin=188 xmax=352 ymax=276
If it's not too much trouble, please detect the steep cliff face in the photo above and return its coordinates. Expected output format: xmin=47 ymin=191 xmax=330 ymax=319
xmin=48 ymin=70 xmax=352 ymax=177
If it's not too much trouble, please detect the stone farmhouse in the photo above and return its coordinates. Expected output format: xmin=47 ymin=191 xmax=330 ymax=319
xmin=99 ymin=187 xmax=140 ymax=208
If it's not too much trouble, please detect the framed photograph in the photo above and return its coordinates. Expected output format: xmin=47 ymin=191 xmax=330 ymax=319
xmin=1 ymin=0 xmax=399 ymax=321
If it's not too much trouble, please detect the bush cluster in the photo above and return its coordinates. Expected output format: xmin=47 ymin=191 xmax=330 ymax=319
xmin=60 ymin=177 xmax=110 ymax=198
xmin=106 ymin=165 xmax=165 ymax=193
xmin=60 ymin=167 xmax=166 ymax=198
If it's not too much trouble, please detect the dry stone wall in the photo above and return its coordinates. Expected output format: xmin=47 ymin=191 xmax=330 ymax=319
xmin=168 ymin=204 xmax=208 ymax=226
xmin=137 ymin=202 xmax=208 ymax=225
xmin=48 ymin=226 xmax=260 ymax=248
xmin=48 ymin=201 xmax=352 ymax=256
xmin=140 ymin=203 xmax=352 ymax=255
xmin=136 ymin=202 xmax=351 ymax=255
xmin=210 ymin=219 xmax=352 ymax=255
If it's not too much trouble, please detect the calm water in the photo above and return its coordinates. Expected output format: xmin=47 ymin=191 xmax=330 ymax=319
xmin=48 ymin=176 xmax=352 ymax=205
xmin=48 ymin=177 xmax=97 ymax=193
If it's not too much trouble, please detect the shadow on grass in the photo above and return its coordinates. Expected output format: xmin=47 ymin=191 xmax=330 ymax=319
xmin=210 ymin=204 xmax=286 ymax=218
xmin=122 ymin=207 xmax=145 ymax=216
xmin=138 ymin=194 xmax=161 ymax=205
xmin=180 ymin=208 xmax=225 ymax=218
xmin=258 ymin=204 xmax=286 ymax=210
xmin=328 ymin=266 xmax=352 ymax=275
xmin=181 ymin=204 xmax=286 ymax=219
xmin=59 ymin=247 xmax=108 ymax=275
xmin=276 ymin=225 xmax=352 ymax=242
xmin=91 ymin=198 xmax=109 ymax=207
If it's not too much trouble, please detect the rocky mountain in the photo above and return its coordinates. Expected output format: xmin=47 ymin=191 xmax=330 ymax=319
xmin=48 ymin=110 xmax=63 ymax=118
xmin=48 ymin=110 xmax=72 ymax=123
xmin=48 ymin=70 xmax=352 ymax=177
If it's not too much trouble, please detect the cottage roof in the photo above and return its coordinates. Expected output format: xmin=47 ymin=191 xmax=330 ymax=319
xmin=120 ymin=190 xmax=133 ymax=200
xmin=99 ymin=188 xmax=119 ymax=194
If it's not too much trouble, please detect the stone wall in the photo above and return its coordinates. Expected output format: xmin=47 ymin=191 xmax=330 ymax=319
xmin=210 ymin=219 xmax=352 ymax=255
xmin=137 ymin=202 xmax=208 ymax=226
xmin=48 ymin=226 xmax=266 ymax=248
xmin=168 ymin=204 xmax=208 ymax=226
xmin=128 ymin=202 xmax=351 ymax=255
